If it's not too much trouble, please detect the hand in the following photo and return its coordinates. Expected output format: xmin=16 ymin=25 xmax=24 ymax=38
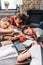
xmin=16 ymin=22 xmax=19 ymax=27
xmin=25 ymin=35 xmax=33 ymax=40
xmin=17 ymin=33 xmax=25 ymax=38
xmin=20 ymin=50 xmax=27 ymax=55
xmin=9 ymin=36 xmax=18 ymax=41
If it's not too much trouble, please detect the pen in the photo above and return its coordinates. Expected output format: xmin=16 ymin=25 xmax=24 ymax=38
xmin=20 ymin=49 xmax=27 ymax=55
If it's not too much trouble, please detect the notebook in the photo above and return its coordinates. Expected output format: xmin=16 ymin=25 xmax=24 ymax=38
xmin=15 ymin=43 xmax=25 ymax=52
xmin=23 ymin=40 xmax=33 ymax=47
xmin=0 ymin=45 xmax=18 ymax=59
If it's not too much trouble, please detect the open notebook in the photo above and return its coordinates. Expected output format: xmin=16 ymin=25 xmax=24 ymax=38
xmin=0 ymin=45 xmax=18 ymax=60
xmin=22 ymin=40 xmax=33 ymax=47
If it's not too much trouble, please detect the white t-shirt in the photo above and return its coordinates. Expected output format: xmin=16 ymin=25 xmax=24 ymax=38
xmin=29 ymin=45 xmax=42 ymax=65
xmin=35 ymin=28 xmax=43 ymax=37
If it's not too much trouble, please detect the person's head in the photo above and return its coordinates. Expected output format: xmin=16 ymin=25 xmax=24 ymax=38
xmin=15 ymin=13 xmax=28 ymax=24
xmin=0 ymin=17 xmax=10 ymax=29
xmin=36 ymin=36 xmax=43 ymax=46
xmin=22 ymin=26 xmax=32 ymax=35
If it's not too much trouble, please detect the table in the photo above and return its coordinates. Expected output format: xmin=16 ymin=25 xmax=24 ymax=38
xmin=0 ymin=42 xmax=31 ymax=64
xmin=0 ymin=41 xmax=30 ymax=65
xmin=0 ymin=57 xmax=30 ymax=65
xmin=0 ymin=57 xmax=17 ymax=65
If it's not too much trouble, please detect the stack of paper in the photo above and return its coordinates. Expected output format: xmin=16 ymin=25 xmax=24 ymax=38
xmin=0 ymin=45 xmax=18 ymax=60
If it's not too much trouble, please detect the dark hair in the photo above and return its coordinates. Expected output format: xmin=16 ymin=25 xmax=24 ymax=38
xmin=22 ymin=25 xmax=33 ymax=33
xmin=16 ymin=13 xmax=28 ymax=24
xmin=22 ymin=26 xmax=29 ymax=33
xmin=36 ymin=37 xmax=43 ymax=44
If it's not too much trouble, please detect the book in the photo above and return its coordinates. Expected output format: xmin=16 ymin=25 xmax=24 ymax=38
xmin=1 ymin=40 xmax=13 ymax=46
xmin=15 ymin=43 xmax=25 ymax=52
xmin=22 ymin=40 xmax=33 ymax=47
xmin=0 ymin=45 xmax=18 ymax=59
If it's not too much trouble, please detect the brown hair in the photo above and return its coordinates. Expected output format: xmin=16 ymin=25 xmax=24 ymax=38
xmin=36 ymin=36 xmax=43 ymax=44
xmin=22 ymin=25 xmax=29 ymax=33
xmin=0 ymin=17 xmax=10 ymax=23
xmin=15 ymin=13 xmax=28 ymax=24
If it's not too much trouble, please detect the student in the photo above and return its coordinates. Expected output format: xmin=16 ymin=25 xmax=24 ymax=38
xmin=10 ymin=13 xmax=28 ymax=28
xmin=22 ymin=26 xmax=43 ymax=39
xmin=22 ymin=26 xmax=37 ymax=39
xmin=17 ymin=37 xmax=43 ymax=65
xmin=0 ymin=17 xmax=14 ymax=40
xmin=0 ymin=17 xmax=13 ymax=33
xmin=0 ymin=17 xmax=23 ymax=42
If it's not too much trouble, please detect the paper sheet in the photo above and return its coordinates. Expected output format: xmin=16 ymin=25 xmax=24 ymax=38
xmin=23 ymin=40 xmax=33 ymax=46
xmin=0 ymin=45 xmax=18 ymax=59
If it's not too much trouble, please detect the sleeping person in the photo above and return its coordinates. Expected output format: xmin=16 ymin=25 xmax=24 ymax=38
xmin=0 ymin=17 xmax=17 ymax=45
xmin=22 ymin=26 xmax=43 ymax=40
xmin=10 ymin=13 xmax=28 ymax=28
xmin=0 ymin=17 xmax=13 ymax=34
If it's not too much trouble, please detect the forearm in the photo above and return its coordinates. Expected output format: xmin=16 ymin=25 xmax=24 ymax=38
xmin=25 ymin=35 xmax=33 ymax=40
xmin=0 ymin=28 xmax=13 ymax=33
xmin=17 ymin=51 xmax=31 ymax=62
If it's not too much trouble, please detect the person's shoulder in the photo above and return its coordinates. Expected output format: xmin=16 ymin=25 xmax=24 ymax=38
xmin=35 ymin=28 xmax=42 ymax=31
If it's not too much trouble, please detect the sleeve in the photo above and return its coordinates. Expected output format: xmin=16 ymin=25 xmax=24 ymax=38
xmin=10 ymin=16 xmax=14 ymax=25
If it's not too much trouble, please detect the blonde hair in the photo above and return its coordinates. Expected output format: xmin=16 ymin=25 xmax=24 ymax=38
xmin=0 ymin=17 xmax=10 ymax=27
xmin=0 ymin=17 xmax=10 ymax=23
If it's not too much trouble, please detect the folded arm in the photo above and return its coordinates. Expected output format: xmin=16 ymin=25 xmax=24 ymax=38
xmin=0 ymin=28 xmax=13 ymax=33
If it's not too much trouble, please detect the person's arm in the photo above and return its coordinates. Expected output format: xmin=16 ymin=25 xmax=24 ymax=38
xmin=0 ymin=28 xmax=13 ymax=33
xmin=17 ymin=50 xmax=31 ymax=62
xmin=25 ymin=35 xmax=33 ymax=40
